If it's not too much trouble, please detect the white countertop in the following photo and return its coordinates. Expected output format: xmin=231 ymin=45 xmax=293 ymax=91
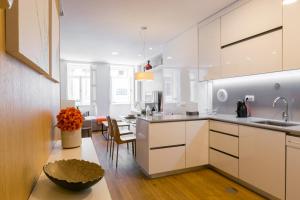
xmin=137 ymin=114 xmax=300 ymax=136
xmin=29 ymin=138 xmax=111 ymax=200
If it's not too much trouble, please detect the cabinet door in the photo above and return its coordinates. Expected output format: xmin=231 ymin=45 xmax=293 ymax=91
xmin=149 ymin=122 xmax=185 ymax=148
xmin=186 ymin=120 xmax=209 ymax=168
xmin=286 ymin=146 xmax=300 ymax=200
xmin=283 ymin=0 xmax=300 ymax=70
xmin=239 ymin=126 xmax=285 ymax=200
xmin=209 ymin=149 xmax=238 ymax=177
xmin=221 ymin=30 xmax=282 ymax=78
xmin=221 ymin=0 xmax=282 ymax=46
xmin=198 ymin=18 xmax=221 ymax=81
xmin=163 ymin=25 xmax=198 ymax=68
xmin=209 ymin=131 xmax=238 ymax=157
xmin=149 ymin=146 xmax=186 ymax=174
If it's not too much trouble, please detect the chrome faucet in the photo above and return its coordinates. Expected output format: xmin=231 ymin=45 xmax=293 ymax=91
xmin=273 ymin=97 xmax=289 ymax=122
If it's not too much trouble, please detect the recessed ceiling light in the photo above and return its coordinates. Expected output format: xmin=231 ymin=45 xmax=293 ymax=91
xmin=167 ymin=56 xmax=173 ymax=60
xmin=138 ymin=54 xmax=142 ymax=57
xmin=112 ymin=51 xmax=119 ymax=55
xmin=283 ymin=0 xmax=298 ymax=5
xmin=149 ymin=47 xmax=153 ymax=50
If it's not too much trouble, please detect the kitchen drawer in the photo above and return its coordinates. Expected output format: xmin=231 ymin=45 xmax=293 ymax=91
xmin=209 ymin=149 xmax=238 ymax=177
xmin=209 ymin=120 xmax=238 ymax=136
xmin=149 ymin=146 xmax=186 ymax=174
xmin=210 ymin=131 xmax=238 ymax=157
xmin=149 ymin=122 xmax=185 ymax=148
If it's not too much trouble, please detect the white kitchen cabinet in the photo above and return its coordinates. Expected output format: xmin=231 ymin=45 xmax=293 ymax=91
xmin=210 ymin=120 xmax=239 ymax=136
xmin=239 ymin=126 xmax=285 ymax=200
xmin=149 ymin=146 xmax=186 ymax=174
xmin=221 ymin=30 xmax=282 ymax=78
xmin=163 ymin=25 xmax=198 ymax=68
xmin=286 ymin=136 xmax=300 ymax=200
xmin=221 ymin=0 xmax=282 ymax=46
xmin=209 ymin=131 xmax=238 ymax=157
xmin=209 ymin=149 xmax=238 ymax=177
xmin=283 ymin=0 xmax=300 ymax=71
xmin=185 ymin=120 xmax=209 ymax=168
xmin=149 ymin=122 xmax=185 ymax=148
xmin=198 ymin=18 xmax=221 ymax=81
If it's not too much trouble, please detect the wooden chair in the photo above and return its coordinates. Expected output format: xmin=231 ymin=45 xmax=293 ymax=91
xmin=106 ymin=116 xmax=133 ymax=158
xmin=111 ymin=119 xmax=136 ymax=168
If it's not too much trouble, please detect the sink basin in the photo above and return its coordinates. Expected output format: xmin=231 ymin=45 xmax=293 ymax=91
xmin=253 ymin=120 xmax=299 ymax=127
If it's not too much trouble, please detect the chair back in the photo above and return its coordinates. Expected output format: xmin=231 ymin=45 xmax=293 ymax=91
xmin=106 ymin=116 xmax=114 ymax=137
xmin=111 ymin=119 xmax=122 ymax=143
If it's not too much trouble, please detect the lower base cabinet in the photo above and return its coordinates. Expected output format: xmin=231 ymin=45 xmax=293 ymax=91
xmin=149 ymin=146 xmax=186 ymax=174
xmin=209 ymin=149 xmax=238 ymax=177
xmin=186 ymin=120 xmax=209 ymax=168
xmin=239 ymin=126 xmax=285 ymax=200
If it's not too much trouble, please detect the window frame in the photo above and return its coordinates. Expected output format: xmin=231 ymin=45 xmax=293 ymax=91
xmin=67 ymin=63 xmax=91 ymax=106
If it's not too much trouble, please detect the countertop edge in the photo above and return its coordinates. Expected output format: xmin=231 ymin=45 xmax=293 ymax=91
xmin=137 ymin=115 xmax=300 ymax=137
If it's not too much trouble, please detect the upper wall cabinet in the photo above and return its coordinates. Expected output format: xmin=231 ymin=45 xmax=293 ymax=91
xmin=6 ymin=0 xmax=50 ymax=75
xmin=283 ymin=0 xmax=300 ymax=71
xmin=221 ymin=30 xmax=282 ymax=78
xmin=50 ymin=0 xmax=61 ymax=82
xmin=198 ymin=18 xmax=221 ymax=81
xmin=221 ymin=0 xmax=282 ymax=46
xmin=163 ymin=26 xmax=198 ymax=68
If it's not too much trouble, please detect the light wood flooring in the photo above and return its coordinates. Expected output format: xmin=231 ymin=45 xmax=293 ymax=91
xmin=92 ymin=133 xmax=265 ymax=200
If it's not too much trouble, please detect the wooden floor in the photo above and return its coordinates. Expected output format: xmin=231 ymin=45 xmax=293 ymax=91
xmin=92 ymin=133 xmax=265 ymax=200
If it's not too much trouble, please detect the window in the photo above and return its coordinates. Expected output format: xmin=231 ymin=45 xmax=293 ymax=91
xmin=67 ymin=63 xmax=91 ymax=106
xmin=110 ymin=65 xmax=133 ymax=104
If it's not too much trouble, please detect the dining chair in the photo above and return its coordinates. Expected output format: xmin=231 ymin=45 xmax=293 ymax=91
xmin=111 ymin=119 xmax=136 ymax=168
xmin=106 ymin=116 xmax=134 ymax=158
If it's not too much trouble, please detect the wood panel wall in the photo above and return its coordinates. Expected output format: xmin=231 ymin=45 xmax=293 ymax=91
xmin=0 ymin=9 xmax=60 ymax=200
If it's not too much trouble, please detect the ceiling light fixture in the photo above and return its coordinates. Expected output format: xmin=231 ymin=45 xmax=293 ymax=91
xmin=283 ymin=0 xmax=298 ymax=5
xmin=135 ymin=26 xmax=154 ymax=81
xmin=149 ymin=47 xmax=153 ymax=50
xmin=112 ymin=51 xmax=119 ymax=55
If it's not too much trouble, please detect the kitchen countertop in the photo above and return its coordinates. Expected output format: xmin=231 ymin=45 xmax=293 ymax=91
xmin=137 ymin=114 xmax=300 ymax=136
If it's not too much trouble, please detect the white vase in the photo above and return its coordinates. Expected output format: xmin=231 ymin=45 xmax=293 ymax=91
xmin=61 ymin=128 xmax=82 ymax=149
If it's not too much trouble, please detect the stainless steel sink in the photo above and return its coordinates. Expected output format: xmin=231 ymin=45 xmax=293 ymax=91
xmin=253 ymin=120 xmax=299 ymax=127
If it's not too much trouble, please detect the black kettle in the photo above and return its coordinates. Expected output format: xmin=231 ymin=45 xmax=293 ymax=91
xmin=236 ymin=100 xmax=247 ymax=118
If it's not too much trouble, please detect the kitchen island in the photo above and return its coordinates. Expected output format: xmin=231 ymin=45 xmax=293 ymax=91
xmin=136 ymin=115 xmax=209 ymax=177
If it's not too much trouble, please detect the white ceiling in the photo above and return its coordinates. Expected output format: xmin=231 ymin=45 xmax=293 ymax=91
xmin=60 ymin=0 xmax=236 ymax=65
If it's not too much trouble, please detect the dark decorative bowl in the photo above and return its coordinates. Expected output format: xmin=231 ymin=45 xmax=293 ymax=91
xmin=43 ymin=159 xmax=104 ymax=191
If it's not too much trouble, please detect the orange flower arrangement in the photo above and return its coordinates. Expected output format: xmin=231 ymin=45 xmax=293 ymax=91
xmin=56 ymin=107 xmax=84 ymax=132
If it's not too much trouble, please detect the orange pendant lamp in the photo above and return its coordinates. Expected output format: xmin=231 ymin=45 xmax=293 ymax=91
xmin=135 ymin=27 xmax=154 ymax=81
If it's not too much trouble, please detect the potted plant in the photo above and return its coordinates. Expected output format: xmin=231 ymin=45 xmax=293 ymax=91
xmin=56 ymin=107 xmax=83 ymax=148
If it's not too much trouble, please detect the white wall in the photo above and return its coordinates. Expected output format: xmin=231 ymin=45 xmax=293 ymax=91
xmin=95 ymin=62 xmax=110 ymax=116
